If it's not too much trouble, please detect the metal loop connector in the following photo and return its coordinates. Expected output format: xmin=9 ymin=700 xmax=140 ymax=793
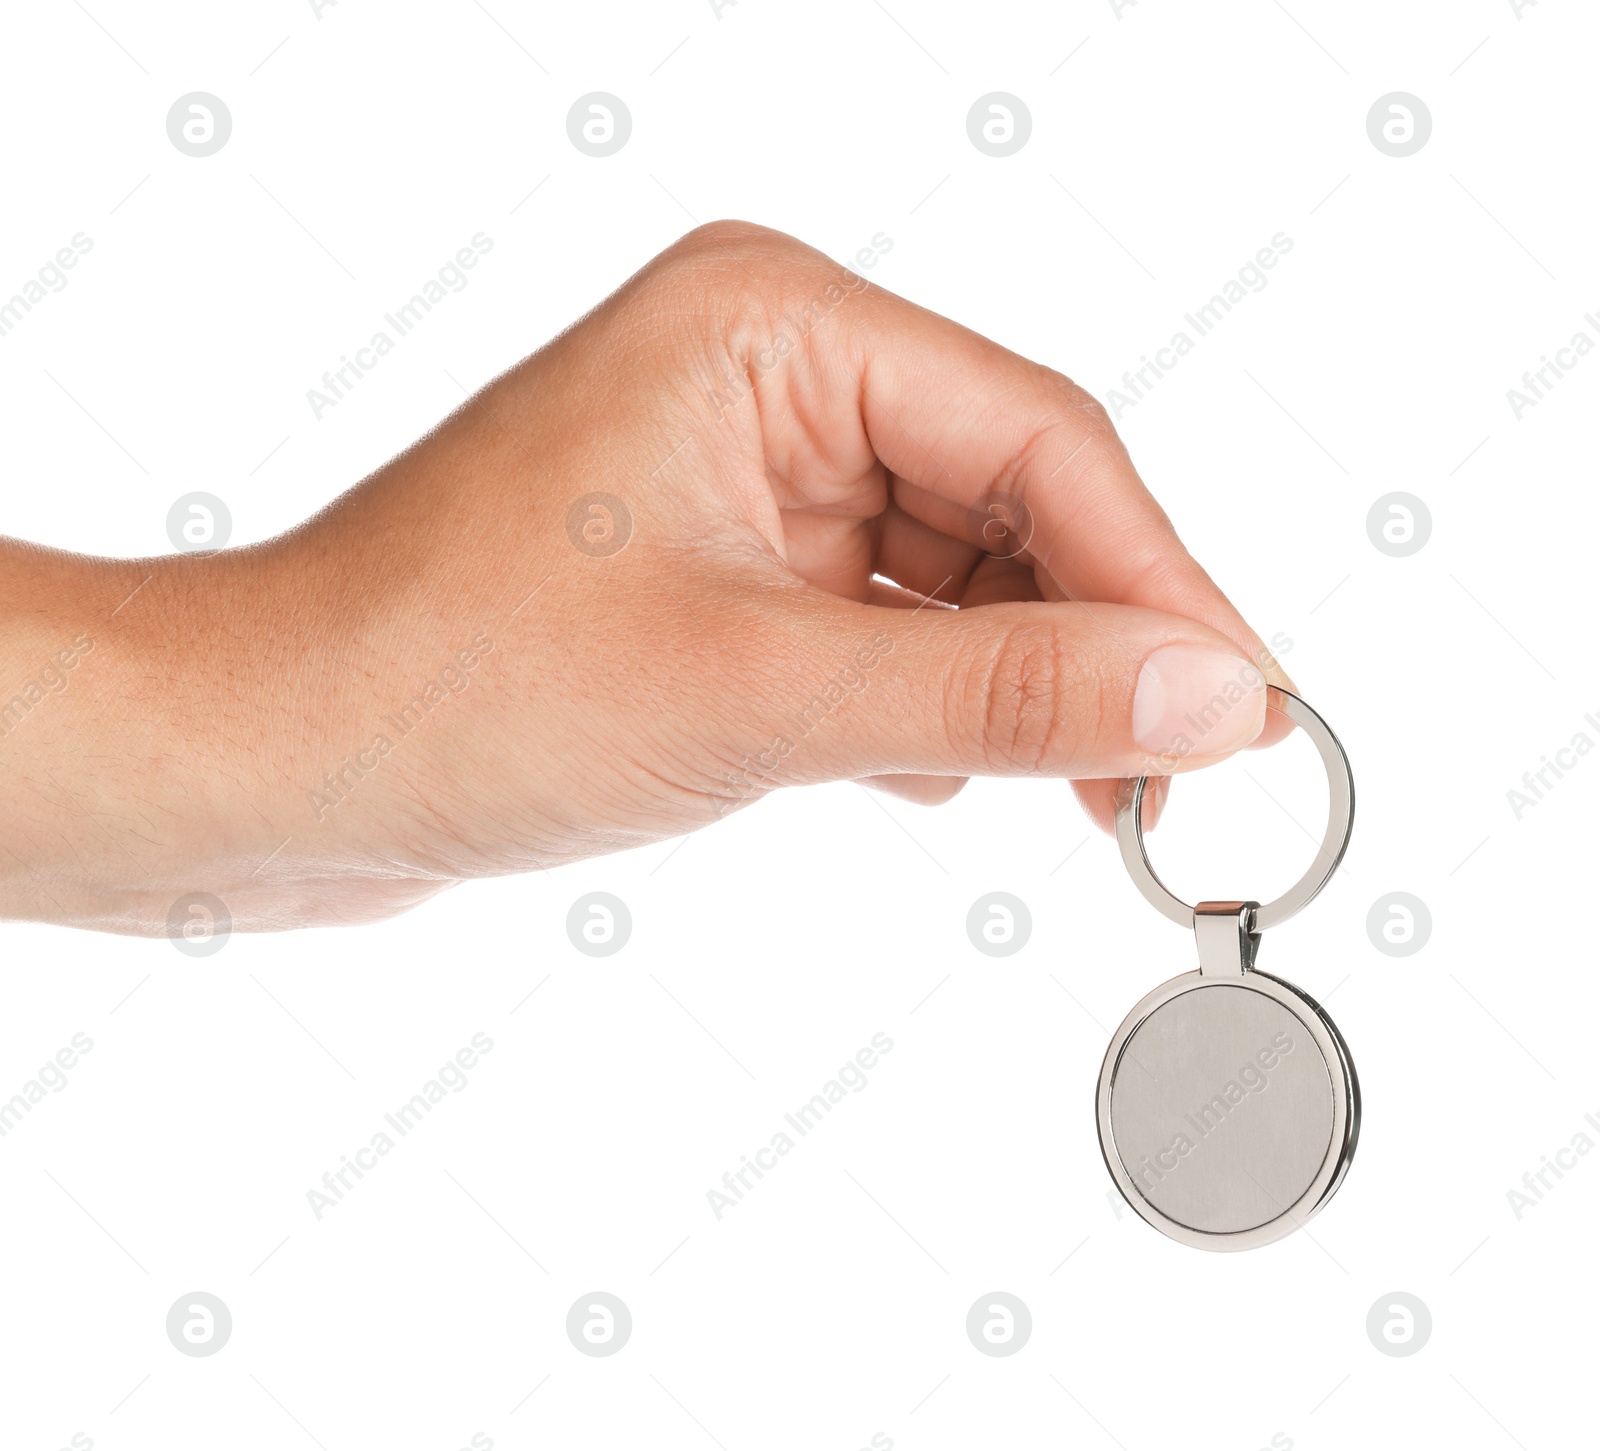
xmin=1194 ymin=900 xmax=1260 ymax=976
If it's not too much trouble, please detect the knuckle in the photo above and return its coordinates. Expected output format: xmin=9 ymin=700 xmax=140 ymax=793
xmin=1039 ymin=363 xmax=1120 ymax=436
xmin=997 ymin=377 xmax=1128 ymax=521
xmin=651 ymin=221 xmax=851 ymax=325
xmin=674 ymin=219 xmax=795 ymax=261
xmin=956 ymin=622 xmax=1099 ymax=773
xmin=654 ymin=220 xmax=809 ymax=297
xmin=1037 ymin=373 xmax=1127 ymax=472
xmin=1064 ymin=382 xmax=1116 ymax=435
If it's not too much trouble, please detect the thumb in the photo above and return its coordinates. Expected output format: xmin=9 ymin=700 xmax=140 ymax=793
xmin=768 ymin=597 xmax=1271 ymax=787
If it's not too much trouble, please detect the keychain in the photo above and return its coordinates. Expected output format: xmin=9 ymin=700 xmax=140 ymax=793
xmin=1097 ymin=687 xmax=1359 ymax=1251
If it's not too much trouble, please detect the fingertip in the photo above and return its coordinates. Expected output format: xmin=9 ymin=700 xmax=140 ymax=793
xmin=1247 ymin=667 xmax=1303 ymax=751
xmin=1071 ymin=778 xmax=1117 ymax=835
xmin=1071 ymin=771 xmax=1168 ymax=838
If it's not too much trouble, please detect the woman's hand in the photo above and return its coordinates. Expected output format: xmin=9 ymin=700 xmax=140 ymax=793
xmin=0 ymin=222 xmax=1290 ymax=934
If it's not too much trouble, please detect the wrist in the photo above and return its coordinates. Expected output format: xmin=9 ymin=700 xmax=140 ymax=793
xmin=0 ymin=542 xmax=344 ymax=932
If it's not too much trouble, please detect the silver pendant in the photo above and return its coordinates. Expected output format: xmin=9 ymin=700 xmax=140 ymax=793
xmin=1098 ymin=688 xmax=1359 ymax=1251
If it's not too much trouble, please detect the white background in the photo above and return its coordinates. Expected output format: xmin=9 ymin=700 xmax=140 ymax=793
xmin=1 ymin=1 xmax=1594 ymax=1448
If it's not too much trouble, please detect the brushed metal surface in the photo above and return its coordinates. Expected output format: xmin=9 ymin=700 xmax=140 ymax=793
xmin=1107 ymin=983 xmax=1335 ymax=1235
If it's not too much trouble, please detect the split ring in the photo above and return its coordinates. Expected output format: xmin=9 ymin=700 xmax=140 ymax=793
xmin=1113 ymin=687 xmax=1355 ymax=933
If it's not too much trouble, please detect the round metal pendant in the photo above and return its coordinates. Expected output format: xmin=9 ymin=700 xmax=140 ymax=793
xmin=1097 ymin=967 xmax=1359 ymax=1251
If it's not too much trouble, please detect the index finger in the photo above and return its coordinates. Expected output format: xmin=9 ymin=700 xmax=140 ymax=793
xmin=847 ymin=279 xmax=1289 ymax=694
xmin=674 ymin=222 xmax=1296 ymax=783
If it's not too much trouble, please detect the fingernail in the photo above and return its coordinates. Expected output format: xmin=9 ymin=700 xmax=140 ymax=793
xmin=1133 ymin=646 xmax=1266 ymax=760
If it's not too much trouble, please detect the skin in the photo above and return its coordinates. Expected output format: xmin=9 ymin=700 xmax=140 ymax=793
xmin=0 ymin=222 xmax=1292 ymax=936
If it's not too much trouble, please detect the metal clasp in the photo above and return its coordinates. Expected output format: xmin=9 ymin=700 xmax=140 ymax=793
xmin=1194 ymin=901 xmax=1260 ymax=977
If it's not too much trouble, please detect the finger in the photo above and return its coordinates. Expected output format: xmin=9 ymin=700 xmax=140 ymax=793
xmin=849 ymin=296 xmax=1287 ymax=683
xmin=679 ymin=223 xmax=1295 ymax=724
xmin=778 ymin=501 xmax=878 ymax=602
xmin=860 ymin=306 xmax=1300 ymax=746
xmin=748 ymin=588 xmax=1269 ymax=790
xmin=960 ymin=554 xmax=1042 ymax=609
xmin=1072 ymin=771 xmax=1168 ymax=836
xmin=872 ymin=496 xmax=982 ymax=604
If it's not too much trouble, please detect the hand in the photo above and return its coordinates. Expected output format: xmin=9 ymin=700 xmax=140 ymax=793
xmin=0 ymin=222 xmax=1291 ymax=934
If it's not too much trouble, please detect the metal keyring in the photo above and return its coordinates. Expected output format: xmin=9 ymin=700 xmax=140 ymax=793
xmin=1113 ymin=686 xmax=1354 ymax=933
